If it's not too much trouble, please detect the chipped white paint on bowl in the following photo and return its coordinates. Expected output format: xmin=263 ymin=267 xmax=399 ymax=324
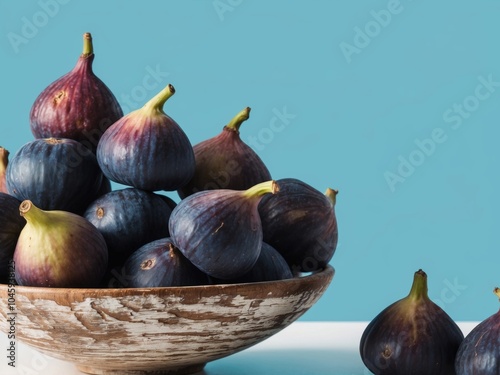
xmin=0 ymin=265 xmax=334 ymax=375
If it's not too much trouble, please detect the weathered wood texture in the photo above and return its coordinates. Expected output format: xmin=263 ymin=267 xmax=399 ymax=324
xmin=0 ymin=266 xmax=334 ymax=375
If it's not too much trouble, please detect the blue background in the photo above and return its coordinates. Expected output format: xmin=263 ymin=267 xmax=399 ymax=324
xmin=1 ymin=0 xmax=499 ymax=322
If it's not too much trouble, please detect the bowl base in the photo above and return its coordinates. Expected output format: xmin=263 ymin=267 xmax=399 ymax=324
xmin=76 ymin=363 xmax=206 ymax=375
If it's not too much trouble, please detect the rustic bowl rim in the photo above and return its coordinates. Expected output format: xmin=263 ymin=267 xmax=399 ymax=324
xmin=0 ymin=265 xmax=334 ymax=297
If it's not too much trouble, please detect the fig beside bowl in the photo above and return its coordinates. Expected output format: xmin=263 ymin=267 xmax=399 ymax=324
xmin=0 ymin=266 xmax=334 ymax=375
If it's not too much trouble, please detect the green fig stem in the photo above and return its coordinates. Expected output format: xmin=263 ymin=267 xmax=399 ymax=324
xmin=494 ymin=287 xmax=500 ymax=300
xmin=226 ymin=107 xmax=251 ymax=132
xmin=19 ymin=200 xmax=48 ymax=226
xmin=242 ymin=180 xmax=279 ymax=199
xmin=407 ymin=269 xmax=429 ymax=301
xmin=0 ymin=147 xmax=8 ymax=193
xmin=0 ymin=147 xmax=9 ymax=173
xmin=82 ymin=32 xmax=93 ymax=57
xmin=325 ymin=188 xmax=338 ymax=206
xmin=142 ymin=84 xmax=176 ymax=114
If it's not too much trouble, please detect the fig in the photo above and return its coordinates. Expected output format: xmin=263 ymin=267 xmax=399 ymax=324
xmin=359 ymin=269 xmax=464 ymax=375
xmin=96 ymin=83 xmax=195 ymax=191
xmin=122 ymin=238 xmax=209 ymax=288
xmin=0 ymin=193 xmax=25 ymax=282
xmin=93 ymin=175 xmax=112 ymax=200
xmin=14 ymin=200 xmax=108 ymax=287
xmin=158 ymin=194 xmax=178 ymax=211
xmin=0 ymin=147 xmax=8 ymax=194
xmin=29 ymin=32 xmax=123 ymax=152
xmin=6 ymin=138 xmax=103 ymax=214
xmin=211 ymin=242 xmax=293 ymax=284
xmin=258 ymin=178 xmax=338 ymax=272
xmin=178 ymin=107 xmax=272 ymax=199
xmin=169 ymin=180 xmax=279 ymax=280
xmin=455 ymin=287 xmax=500 ymax=374
xmin=83 ymin=188 xmax=173 ymax=267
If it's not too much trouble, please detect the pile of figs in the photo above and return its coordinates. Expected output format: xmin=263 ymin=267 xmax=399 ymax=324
xmin=360 ymin=269 xmax=500 ymax=375
xmin=0 ymin=33 xmax=339 ymax=289
xmin=2 ymin=32 xmax=500 ymax=374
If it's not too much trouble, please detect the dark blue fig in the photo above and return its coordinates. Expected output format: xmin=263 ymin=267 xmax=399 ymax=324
xmin=258 ymin=178 xmax=338 ymax=272
xmin=6 ymin=138 xmax=103 ymax=214
xmin=83 ymin=188 xmax=172 ymax=267
xmin=0 ymin=147 xmax=9 ymax=194
xmin=157 ymin=194 xmax=178 ymax=211
xmin=169 ymin=180 xmax=279 ymax=280
xmin=455 ymin=287 xmax=500 ymax=374
xmin=30 ymin=33 xmax=123 ymax=153
xmin=211 ymin=242 xmax=292 ymax=284
xmin=121 ymin=238 xmax=209 ymax=288
xmin=93 ymin=175 xmax=112 ymax=200
xmin=360 ymin=269 xmax=464 ymax=375
xmin=178 ymin=107 xmax=272 ymax=199
xmin=96 ymin=84 xmax=195 ymax=191
xmin=0 ymin=193 xmax=25 ymax=282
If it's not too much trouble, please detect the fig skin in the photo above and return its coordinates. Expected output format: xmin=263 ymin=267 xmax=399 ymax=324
xmin=93 ymin=175 xmax=112 ymax=200
xmin=157 ymin=194 xmax=178 ymax=211
xmin=169 ymin=180 xmax=279 ymax=280
xmin=258 ymin=178 xmax=338 ymax=272
xmin=0 ymin=193 xmax=25 ymax=282
xmin=360 ymin=269 xmax=464 ymax=375
xmin=178 ymin=107 xmax=272 ymax=199
xmin=83 ymin=188 xmax=173 ymax=268
xmin=14 ymin=200 xmax=108 ymax=288
xmin=97 ymin=83 xmax=195 ymax=192
xmin=6 ymin=138 xmax=103 ymax=214
xmin=455 ymin=287 xmax=500 ymax=374
xmin=122 ymin=238 xmax=209 ymax=288
xmin=211 ymin=242 xmax=293 ymax=284
xmin=0 ymin=147 xmax=9 ymax=194
xmin=30 ymin=32 xmax=123 ymax=152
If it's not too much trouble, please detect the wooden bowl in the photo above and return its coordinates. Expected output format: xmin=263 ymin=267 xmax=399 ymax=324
xmin=0 ymin=265 xmax=334 ymax=375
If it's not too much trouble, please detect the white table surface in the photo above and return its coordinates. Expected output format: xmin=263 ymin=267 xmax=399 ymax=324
xmin=0 ymin=321 xmax=478 ymax=375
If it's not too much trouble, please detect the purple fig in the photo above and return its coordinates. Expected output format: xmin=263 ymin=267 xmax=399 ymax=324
xmin=455 ymin=287 xmax=500 ymax=374
xmin=0 ymin=147 xmax=9 ymax=194
xmin=14 ymin=200 xmax=108 ymax=287
xmin=30 ymin=32 xmax=123 ymax=152
xmin=169 ymin=180 xmax=279 ymax=280
xmin=178 ymin=107 xmax=272 ymax=199
xmin=96 ymin=84 xmax=195 ymax=191
xmin=258 ymin=178 xmax=338 ymax=272
xmin=0 ymin=193 xmax=25 ymax=282
xmin=122 ymin=238 xmax=209 ymax=288
xmin=6 ymin=138 xmax=104 ymax=214
xmin=360 ymin=269 xmax=464 ymax=375
xmin=211 ymin=242 xmax=293 ymax=284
